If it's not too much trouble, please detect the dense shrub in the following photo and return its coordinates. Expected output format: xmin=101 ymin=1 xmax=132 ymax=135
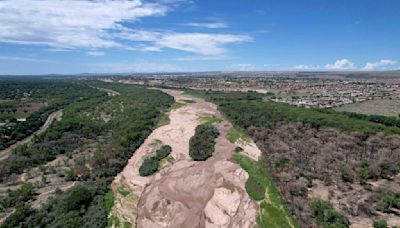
xmin=139 ymin=145 xmax=172 ymax=176
xmin=375 ymin=191 xmax=400 ymax=213
xmin=1 ymin=204 xmax=32 ymax=228
xmin=155 ymin=145 xmax=172 ymax=160
xmin=234 ymin=146 xmax=243 ymax=153
xmin=357 ymin=162 xmax=370 ymax=184
xmin=379 ymin=160 xmax=398 ymax=178
xmin=189 ymin=124 xmax=219 ymax=161
xmin=310 ymin=199 xmax=350 ymax=228
xmin=0 ymin=183 xmax=34 ymax=211
xmin=139 ymin=157 xmax=159 ymax=176
xmin=65 ymin=186 xmax=93 ymax=211
xmin=18 ymin=182 xmax=107 ymax=228
xmin=373 ymin=219 xmax=388 ymax=228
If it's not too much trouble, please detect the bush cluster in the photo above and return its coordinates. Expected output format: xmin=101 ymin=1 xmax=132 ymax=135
xmin=139 ymin=145 xmax=172 ymax=176
xmin=189 ymin=124 xmax=219 ymax=161
xmin=310 ymin=199 xmax=350 ymax=228
xmin=1 ymin=183 xmax=107 ymax=228
xmin=0 ymin=183 xmax=34 ymax=212
xmin=375 ymin=191 xmax=400 ymax=213
xmin=373 ymin=219 xmax=388 ymax=228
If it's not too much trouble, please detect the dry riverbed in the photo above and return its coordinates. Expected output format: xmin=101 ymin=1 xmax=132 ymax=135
xmin=109 ymin=89 xmax=262 ymax=228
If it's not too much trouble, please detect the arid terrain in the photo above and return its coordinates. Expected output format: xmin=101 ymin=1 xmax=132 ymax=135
xmin=109 ymin=89 xmax=262 ymax=228
xmin=335 ymin=99 xmax=400 ymax=117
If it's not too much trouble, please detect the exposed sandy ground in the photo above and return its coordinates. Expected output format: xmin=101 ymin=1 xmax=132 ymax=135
xmin=110 ymin=89 xmax=261 ymax=228
xmin=0 ymin=110 xmax=63 ymax=161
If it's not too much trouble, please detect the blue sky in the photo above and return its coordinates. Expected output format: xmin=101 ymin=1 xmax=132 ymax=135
xmin=0 ymin=0 xmax=399 ymax=74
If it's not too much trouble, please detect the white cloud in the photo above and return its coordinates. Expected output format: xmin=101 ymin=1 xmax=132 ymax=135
xmin=118 ymin=30 xmax=251 ymax=55
xmin=155 ymin=33 xmax=251 ymax=55
xmin=86 ymin=51 xmax=105 ymax=56
xmin=363 ymin=59 xmax=396 ymax=70
xmin=0 ymin=56 xmax=54 ymax=63
xmin=325 ymin=59 xmax=356 ymax=70
xmin=0 ymin=0 xmax=168 ymax=49
xmin=0 ymin=0 xmax=250 ymax=56
xmin=184 ymin=22 xmax=228 ymax=29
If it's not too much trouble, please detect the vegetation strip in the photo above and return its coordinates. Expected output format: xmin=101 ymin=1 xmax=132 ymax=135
xmin=233 ymin=154 xmax=297 ymax=228
xmin=186 ymin=89 xmax=400 ymax=135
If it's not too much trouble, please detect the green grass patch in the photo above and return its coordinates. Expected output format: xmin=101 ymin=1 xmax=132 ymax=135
xmin=171 ymin=101 xmax=186 ymax=110
xmin=199 ymin=114 xmax=222 ymax=125
xmin=155 ymin=113 xmax=170 ymax=128
xmin=104 ymin=190 xmax=114 ymax=214
xmin=149 ymin=139 xmax=162 ymax=147
xmin=233 ymin=154 xmax=297 ymax=228
xmin=227 ymin=127 xmax=250 ymax=143
xmin=182 ymin=89 xmax=207 ymax=99
xmin=246 ymin=177 xmax=265 ymax=201
xmin=159 ymin=155 xmax=175 ymax=168
xmin=107 ymin=215 xmax=131 ymax=228
xmin=182 ymin=99 xmax=195 ymax=104
xmin=117 ymin=186 xmax=130 ymax=197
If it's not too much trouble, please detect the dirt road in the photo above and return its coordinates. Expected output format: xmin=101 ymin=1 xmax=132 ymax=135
xmin=0 ymin=110 xmax=63 ymax=161
xmin=110 ymin=89 xmax=262 ymax=228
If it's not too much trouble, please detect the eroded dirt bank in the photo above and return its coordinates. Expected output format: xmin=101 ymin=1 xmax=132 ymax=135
xmin=110 ymin=89 xmax=261 ymax=228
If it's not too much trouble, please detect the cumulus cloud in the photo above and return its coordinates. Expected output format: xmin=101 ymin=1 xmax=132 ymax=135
xmin=325 ymin=59 xmax=356 ymax=70
xmin=0 ymin=0 xmax=168 ymax=49
xmin=0 ymin=0 xmax=250 ymax=56
xmin=363 ymin=59 xmax=397 ymax=70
